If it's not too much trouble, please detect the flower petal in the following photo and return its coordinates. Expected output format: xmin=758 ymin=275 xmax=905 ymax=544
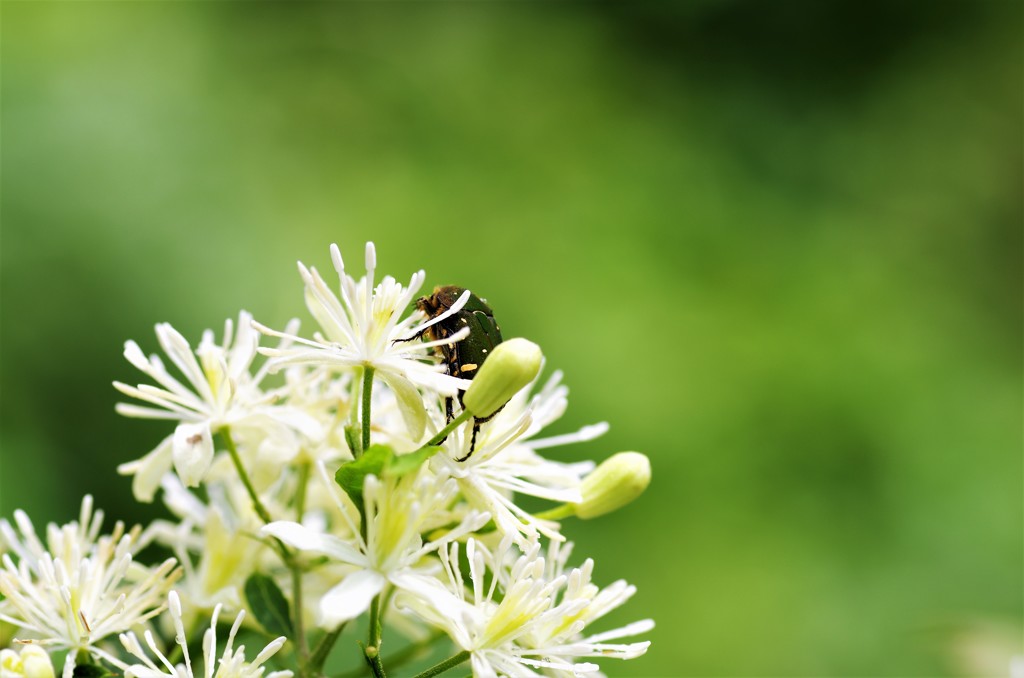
xmin=319 ymin=569 xmax=386 ymax=627
xmin=171 ymin=422 xmax=214 ymax=487
xmin=261 ymin=521 xmax=366 ymax=566
xmin=379 ymin=372 xmax=426 ymax=442
xmin=117 ymin=435 xmax=174 ymax=503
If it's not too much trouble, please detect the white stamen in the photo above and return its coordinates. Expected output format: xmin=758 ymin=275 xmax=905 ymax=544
xmin=329 ymin=243 xmax=345 ymax=275
xmin=408 ymin=288 xmax=472 ymax=337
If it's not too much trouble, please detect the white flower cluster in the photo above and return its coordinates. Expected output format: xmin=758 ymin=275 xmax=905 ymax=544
xmin=0 ymin=496 xmax=178 ymax=678
xmin=0 ymin=243 xmax=652 ymax=678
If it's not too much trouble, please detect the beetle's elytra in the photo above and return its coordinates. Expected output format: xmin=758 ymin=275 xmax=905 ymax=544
xmin=416 ymin=285 xmax=503 ymax=461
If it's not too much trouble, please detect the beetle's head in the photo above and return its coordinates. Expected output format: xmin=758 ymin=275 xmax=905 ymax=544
xmin=417 ymin=285 xmax=466 ymax=317
xmin=415 ymin=294 xmax=438 ymax=316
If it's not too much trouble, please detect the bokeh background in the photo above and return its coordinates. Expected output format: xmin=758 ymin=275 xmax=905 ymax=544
xmin=2 ymin=1 xmax=1021 ymax=675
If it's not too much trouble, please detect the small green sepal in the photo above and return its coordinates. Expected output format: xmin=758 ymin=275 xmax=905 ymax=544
xmin=336 ymin=444 xmax=394 ymax=512
xmin=344 ymin=423 xmax=362 ymax=457
xmin=389 ymin=445 xmax=443 ymax=477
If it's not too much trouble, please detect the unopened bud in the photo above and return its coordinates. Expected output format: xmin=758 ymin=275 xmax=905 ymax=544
xmin=463 ymin=338 xmax=542 ymax=418
xmin=0 ymin=646 xmax=55 ymax=678
xmin=574 ymin=451 xmax=651 ymax=519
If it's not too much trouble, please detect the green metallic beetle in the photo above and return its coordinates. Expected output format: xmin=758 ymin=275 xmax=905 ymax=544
xmin=416 ymin=285 xmax=503 ymax=461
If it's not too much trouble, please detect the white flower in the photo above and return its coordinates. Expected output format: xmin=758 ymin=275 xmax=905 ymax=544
xmin=0 ymin=497 xmax=179 ymax=678
xmin=254 ymin=242 xmax=473 ymax=442
xmin=119 ymin=591 xmax=292 ymax=678
xmin=396 ymin=539 xmax=561 ymax=677
xmin=115 ymin=312 xmax=322 ymax=501
xmin=140 ymin=475 xmax=267 ymax=616
xmin=0 ymin=645 xmax=55 ymax=678
xmin=434 ymin=370 xmax=605 ymax=545
xmin=261 ymin=462 xmax=489 ymax=628
xmin=274 ymin=365 xmax=355 ymax=465
xmin=517 ymin=541 xmax=653 ymax=675
xmin=397 ymin=539 xmax=652 ymax=677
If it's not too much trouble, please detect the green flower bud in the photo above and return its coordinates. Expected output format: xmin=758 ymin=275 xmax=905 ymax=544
xmin=574 ymin=451 xmax=651 ymax=519
xmin=462 ymin=338 xmax=543 ymax=418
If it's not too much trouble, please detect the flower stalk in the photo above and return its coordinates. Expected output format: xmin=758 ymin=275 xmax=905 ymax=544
xmin=222 ymin=427 xmax=312 ymax=672
xmin=410 ymin=651 xmax=470 ymax=678
xmin=423 ymin=408 xmax=473 ymax=447
xmin=365 ymin=594 xmax=386 ymax=677
xmin=221 ymin=427 xmax=274 ymax=525
xmin=361 ymin=365 xmax=375 ymax=454
xmin=308 ymin=623 xmax=346 ymax=676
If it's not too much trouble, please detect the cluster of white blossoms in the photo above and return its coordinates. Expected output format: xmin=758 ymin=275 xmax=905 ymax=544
xmin=0 ymin=243 xmax=652 ymax=678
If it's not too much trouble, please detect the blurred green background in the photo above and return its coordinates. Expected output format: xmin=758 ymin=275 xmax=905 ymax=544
xmin=2 ymin=1 xmax=1021 ymax=675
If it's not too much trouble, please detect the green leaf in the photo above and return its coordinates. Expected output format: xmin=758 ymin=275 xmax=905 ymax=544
xmin=244 ymin=573 xmax=292 ymax=637
xmin=335 ymin=444 xmax=394 ymax=511
xmin=73 ymin=664 xmax=115 ymax=678
xmin=388 ymin=445 xmax=443 ymax=478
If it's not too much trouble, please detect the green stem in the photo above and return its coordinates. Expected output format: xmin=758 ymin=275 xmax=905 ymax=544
xmin=338 ymin=630 xmax=448 ymax=678
xmin=222 ymin=429 xmax=312 ymax=673
xmin=533 ymin=503 xmax=577 ymax=521
xmin=292 ymin=461 xmax=312 ymax=669
xmin=296 ymin=460 xmax=311 ymax=520
xmin=410 ymin=650 xmax=471 ymax=678
xmin=348 ymin=368 xmax=363 ymax=458
xmin=291 ymin=564 xmax=309 ymax=672
xmin=380 ymin=630 xmax=448 ymax=675
xmin=362 ymin=366 xmax=375 ymax=452
xmin=423 ymin=409 xmax=473 ymax=448
xmin=309 ymin=622 xmax=346 ymax=674
xmin=378 ymin=585 xmax=396 ymax=629
xmin=365 ymin=594 xmax=386 ymax=677
xmin=222 ymin=427 xmax=273 ymax=525
xmin=339 ymin=630 xmax=448 ymax=678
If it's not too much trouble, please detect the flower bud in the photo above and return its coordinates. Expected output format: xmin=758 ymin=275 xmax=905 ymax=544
xmin=0 ymin=646 xmax=55 ymax=678
xmin=574 ymin=451 xmax=651 ymax=519
xmin=462 ymin=338 xmax=542 ymax=418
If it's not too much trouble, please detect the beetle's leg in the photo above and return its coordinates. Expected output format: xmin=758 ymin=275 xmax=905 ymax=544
xmin=394 ymin=320 xmax=455 ymax=345
xmin=391 ymin=327 xmax=426 ymax=345
xmin=429 ymin=396 xmax=454 ymax=445
xmin=428 ymin=399 xmax=452 ymax=446
xmin=455 ymin=419 xmax=481 ymax=463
